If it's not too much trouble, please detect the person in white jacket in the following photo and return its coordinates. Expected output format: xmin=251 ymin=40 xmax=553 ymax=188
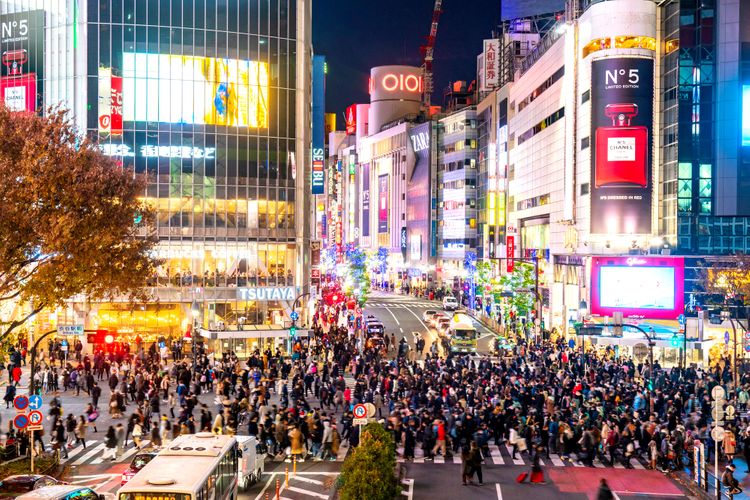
xmin=321 ymin=419 xmax=333 ymax=460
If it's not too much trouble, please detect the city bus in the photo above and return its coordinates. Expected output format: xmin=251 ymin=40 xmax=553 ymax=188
xmin=117 ymin=433 xmax=238 ymax=500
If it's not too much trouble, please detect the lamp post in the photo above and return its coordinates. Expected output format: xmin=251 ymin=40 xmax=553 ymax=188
xmin=191 ymin=300 xmax=200 ymax=383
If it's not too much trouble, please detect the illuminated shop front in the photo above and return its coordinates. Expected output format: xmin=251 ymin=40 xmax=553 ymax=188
xmin=0 ymin=0 xmax=311 ymax=357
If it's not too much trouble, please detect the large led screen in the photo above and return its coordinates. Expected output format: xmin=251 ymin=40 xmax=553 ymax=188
xmin=122 ymin=53 xmax=268 ymax=127
xmin=599 ymin=266 xmax=674 ymax=309
xmin=590 ymin=256 xmax=684 ymax=320
xmin=743 ymin=85 xmax=750 ymax=147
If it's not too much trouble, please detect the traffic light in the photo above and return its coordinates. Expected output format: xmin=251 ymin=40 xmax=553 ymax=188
xmin=671 ymin=334 xmax=679 ymax=348
xmin=289 ymin=324 xmax=297 ymax=338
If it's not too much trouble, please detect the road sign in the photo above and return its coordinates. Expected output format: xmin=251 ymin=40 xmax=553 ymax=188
xmin=28 ymin=395 xmax=42 ymax=410
xmin=726 ymin=405 xmax=736 ymax=418
xmin=678 ymin=314 xmax=686 ymax=325
xmin=711 ymin=385 xmax=726 ymax=400
xmin=725 ymin=331 xmax=730 ymax=345
xmin=58 ymin=325 xmax=84 ymax=335
xmin=290 ymin=311 xmax=299 ymax=322
xmin=365 ymin=403 xmax=377 ymax=418
xmin=13 ymin=414 xmax=28 ymax=430
xmin=28 ymin=410 xmax=42 ymax=426
xmin=353 ymin=404 xmax=367 ymax=419
xmin=711 ymin=426 xmax=726 ymax=441
xmin=13 ymin=395 xmax=29 ymax=411
xmin=353 ymin=418 xmax=368 ymax=426
xmin=712 ymin=407 xmax=725 ymax=421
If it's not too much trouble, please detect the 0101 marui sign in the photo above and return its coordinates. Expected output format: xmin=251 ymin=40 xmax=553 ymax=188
xmin=590 ymin=57 xmax=654 ymax=235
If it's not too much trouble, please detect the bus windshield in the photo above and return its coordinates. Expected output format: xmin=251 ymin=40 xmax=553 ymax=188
xmin=452 ymin=329 xmax=476 ymax=340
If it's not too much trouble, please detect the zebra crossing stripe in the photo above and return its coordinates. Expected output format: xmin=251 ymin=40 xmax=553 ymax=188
xmin=631 ymin=459 xmax=645 ymax=470
xmin=434 ymin=455 xmax=445 ymax=464
xmin=613 ymin=461 xmax=625 ymax=469
xmin=337 ymin=442 xmax=349 ymax=462
xmin=549 ymin=455 xmax=565 ymax=466
xmin=73 ymin=443 xmax=106 ymax=466
xmin=61 ymin=442 xmax=94 ymax=464
xmin=504 ymin=443 xmax=524 ymax=466
xmin=593 ymin=458 xmax=606 ymax=468
xmin=490 ymin=447 xmax=504 ymax=465
xmin=453 ymin=455 xmax=462 ymax=464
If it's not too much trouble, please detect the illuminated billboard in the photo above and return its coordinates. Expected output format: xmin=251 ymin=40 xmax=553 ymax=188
xmin=0 ymin=10 xmax=44 ymax=113
xmin=591 ymin=256 xmax=684 ymax=320
xmin=122 ymin=53 xmax=268 ymax=127
xmin=743 ymin=85 xmax=750 ymax=147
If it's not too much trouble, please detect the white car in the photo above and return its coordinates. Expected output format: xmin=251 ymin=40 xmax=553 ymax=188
xmin=442 ymin=296 xmax=458 ymax=311
xmin=423 ymin=309 xmax=438 ymax=322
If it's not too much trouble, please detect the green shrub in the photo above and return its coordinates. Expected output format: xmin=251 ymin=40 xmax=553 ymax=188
xmin=339 ymin=423 xmax=398 ymax=500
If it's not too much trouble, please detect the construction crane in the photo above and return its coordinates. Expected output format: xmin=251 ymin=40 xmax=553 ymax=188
xmin=420 ymin=0 xmax=443 ymax=110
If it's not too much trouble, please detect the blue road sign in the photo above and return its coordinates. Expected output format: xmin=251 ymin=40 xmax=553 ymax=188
xmin=725 ymin=331 xmax=730 ymax=344
xmin=13 ymin=395 xmax=29 ymax=411
xmin=678 ymin=314 xmax=686 ymax=325
xmin=28 ymin=395 xmax=42 ymax=410
xmin=13 ymin=414 xmax=28 ymax=430
xmin=290 ymin=311 xmax=299 ymax=322
xmin=60 ymin=339 xmax=68 ymax=346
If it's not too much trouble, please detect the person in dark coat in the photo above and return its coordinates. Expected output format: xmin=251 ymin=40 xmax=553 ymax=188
xmin=597 ymin=478 xmax=614 ymax=500
xmin=461 ymin=445 xmax=473 ymax=485
xmin=403 ymin=422 xmax=416 ymax=460
xmin=468 ymin=441 xmax=484 ymax=485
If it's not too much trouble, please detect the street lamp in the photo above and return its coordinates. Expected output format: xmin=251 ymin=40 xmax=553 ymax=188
xmin=191 ymin=300 xmax=200 ymax=383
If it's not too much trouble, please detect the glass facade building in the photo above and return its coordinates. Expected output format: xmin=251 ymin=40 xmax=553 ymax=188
xmin=1 ymin=0 xmax=312 ymax=356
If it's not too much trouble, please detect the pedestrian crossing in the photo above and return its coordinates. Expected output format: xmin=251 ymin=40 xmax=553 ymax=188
xmin=392 ymin=442 xmax=649 ymax=470
xmin=364 ymin=301 xmax=437 ymax=309
xmin=58 ymin=439 xmax=156 ymax=466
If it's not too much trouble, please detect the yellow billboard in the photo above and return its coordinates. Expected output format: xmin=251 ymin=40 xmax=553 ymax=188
xmin=122 ymin=53 xmax=268 ymax=128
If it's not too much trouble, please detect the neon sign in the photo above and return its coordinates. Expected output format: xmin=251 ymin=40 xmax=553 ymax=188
xmin=371 ymin=74 xmax=423 ymax=94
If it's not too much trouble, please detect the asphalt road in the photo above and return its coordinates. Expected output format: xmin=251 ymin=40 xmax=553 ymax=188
xmin=363 ymin=290 xmax=497 ymax=355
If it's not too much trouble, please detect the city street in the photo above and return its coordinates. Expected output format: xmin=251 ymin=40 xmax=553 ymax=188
xmin=364 ymin=290 xmax=497 ymax=354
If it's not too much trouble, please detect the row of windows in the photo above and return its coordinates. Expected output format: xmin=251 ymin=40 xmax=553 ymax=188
xmin=516 ymin=193 xmax=550 ymax=211
xmin=441 ymin=178 xmax=477 ymax=189
xmin=443 ymin=139 xmax=477 ymax=154
xmin=441 ymin=158 xmax=477 ymax=172
xmin=517 ymin=66 xmax=564 ymax=113
xmin=89 ymin=0 xmax=296 ymax=39
xmin=516 ymin=108 xmax=565 ymax=146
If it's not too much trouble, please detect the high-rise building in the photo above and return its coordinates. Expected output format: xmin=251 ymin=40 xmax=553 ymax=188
xmin=0 ymin=0 xmax=312 ymax=356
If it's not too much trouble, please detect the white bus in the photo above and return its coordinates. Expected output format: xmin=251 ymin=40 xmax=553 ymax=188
xmin=117 ymin=433 xmax=238 ymax=500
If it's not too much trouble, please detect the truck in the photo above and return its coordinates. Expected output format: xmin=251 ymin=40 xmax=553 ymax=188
xmin=447 ymin=314 xmax=478 ymax=353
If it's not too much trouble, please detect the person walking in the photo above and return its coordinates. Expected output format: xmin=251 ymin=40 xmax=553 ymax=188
xmin=597 ymin=478 xmax=614 ymax=500
xmin=468 ymin=441 xmax=484 ymax=485
xmin=115 ymin=423 xmax=125 ymax=457
xmin=52 ymin=420 xmax=68 ymax=459
xmin=132 ymin=419 xmax=144 ymax=449
xmin=75 ymin=415 xmax=87 ymax=449
xmin=461 ymin=445 xmax=473 ymax=485
xmin=104 ymin=426 xmax=118 ymax=461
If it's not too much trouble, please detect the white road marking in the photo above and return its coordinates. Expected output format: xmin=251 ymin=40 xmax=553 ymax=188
xmin=549 ymin=454 xmax=565 ymax=466
xmin=490 ymin=446 xmax=504 ymax=465
xmin=73 ymin=443 xmax=106 ymax=465
xmin=384 ymin=307 xmax=400 ymax=326
xmin=505 ymin=443 xmax=524 ymax=465
xmin=496 ymin=483 xmax=503 ymax=500
xmin=401 ymin=478 xmax=414 ymax=500
xmin=286 ymin=486 xmax=328 ymax=499
xmin=292 ymin=476 xmax=324 ymax=485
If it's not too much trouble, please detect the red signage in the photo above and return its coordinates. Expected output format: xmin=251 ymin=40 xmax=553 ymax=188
xmin=506 ymin=235 xmax=515 ymax=273
xmin=110 ymin=75 xmax=123 ymax=133
xmin=311 ymin=268 xmax=321 ymax=280
xmin=0 ymin=74 xmax=37 ymax=112
xmin=345 ymin=104 xmax=357 ymax=135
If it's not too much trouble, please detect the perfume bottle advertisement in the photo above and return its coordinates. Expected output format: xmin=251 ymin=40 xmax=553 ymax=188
xmin=0 ymin=10 xmax=44 ymax=113
xmin=590 ymin=57 xmax=654 ymax=235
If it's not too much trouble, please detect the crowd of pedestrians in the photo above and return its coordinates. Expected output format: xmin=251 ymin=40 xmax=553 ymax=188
xmin=2 ymin=293 xmax=749 ymax=498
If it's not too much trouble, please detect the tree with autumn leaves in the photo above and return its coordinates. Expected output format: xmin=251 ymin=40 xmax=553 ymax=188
xmin=0 ymin=106 xmax=158 ymax=343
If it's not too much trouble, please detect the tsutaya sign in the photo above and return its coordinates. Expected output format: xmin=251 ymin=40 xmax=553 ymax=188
xmin=237 ymin=287 xmax=296 ymax=301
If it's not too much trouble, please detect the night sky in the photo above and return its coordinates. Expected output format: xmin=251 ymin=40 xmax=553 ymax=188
xmin=312 ymin=0 xmax=565 ymax=121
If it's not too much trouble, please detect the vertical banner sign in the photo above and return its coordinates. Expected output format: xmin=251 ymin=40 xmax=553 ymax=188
xmin=311 ymin=56 xmax=326 ymax=194
xmin=506 ymin=235 xmax=515 ymax=273
xmin=0 ymin=10 xmax=44 ymax=113
xmin=590 ymin=58 xmax=654 ymax=234
xmin=345 ymin=104 xmax=357 ymax=135
xmin=378 ymin=174 xmax=389 ymax=233
xmin=400 ymin=227 xmax=408 ymax=260
xmin=98 ymin=68 xmax=124 ymax=134
xmin=481 ymin=39 xmax=500 ymax=91
xmin=361 ymin=164 xmax=370 ymax=237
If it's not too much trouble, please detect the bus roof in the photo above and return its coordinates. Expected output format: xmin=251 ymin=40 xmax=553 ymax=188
xmin=118 ymin=433 xmax=236 ymax=494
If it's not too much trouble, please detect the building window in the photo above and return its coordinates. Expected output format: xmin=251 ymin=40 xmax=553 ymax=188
xmin=581 ymin=89 xmax=590 ymax=104
xmin=580 ymin=183 xmax=590 ymax=195
xmin=581 ymin=136 xmax=590 ymax=150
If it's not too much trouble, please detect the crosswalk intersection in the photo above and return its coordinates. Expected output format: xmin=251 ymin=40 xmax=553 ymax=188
xmin=393 ymin=442 xmax=650 ymax=470
xmin=364 ymin=301 xmax=437 ymax=308
xmin=59 ymin=440 xmax=155 ymax=466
